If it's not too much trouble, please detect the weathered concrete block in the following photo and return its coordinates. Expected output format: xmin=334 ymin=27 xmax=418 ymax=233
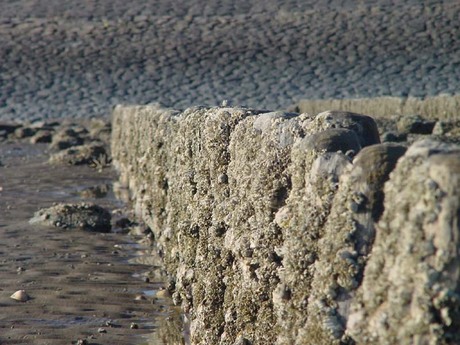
xmin=112 ymin=104 xmax=460 ymax=345
xmin=294 ymin=143 xmax=407 ymax=345
xmin=218 ymin=111 xmax=311 ymax=344
xmin=348 ymin=140 xmax=460 ymax=345
xmin=311 ymin=110 xmax=381 ymax=148
xmin=273 ymin=124 xmax=386 ymax=345
xmin=112 ymin=103 xmax=181 ymax=269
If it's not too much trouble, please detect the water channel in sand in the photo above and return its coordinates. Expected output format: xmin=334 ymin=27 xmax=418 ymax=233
xmin=0 ymin=142 xmax=185 ymax=345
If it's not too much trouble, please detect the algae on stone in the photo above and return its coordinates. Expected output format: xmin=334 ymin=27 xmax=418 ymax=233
xmin=30 ymin=203 xmax=111 ymax=232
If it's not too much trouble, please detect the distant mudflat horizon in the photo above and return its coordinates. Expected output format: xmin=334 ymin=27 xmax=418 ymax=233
xmin=1 ymin=0 xmax=459 ymax=120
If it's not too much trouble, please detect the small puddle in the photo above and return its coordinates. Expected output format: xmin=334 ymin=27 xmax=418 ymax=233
xmin=0 ymin=142 xmax=186 ymax=345
xmin=142 ymin=289 xmax=157 ymax=297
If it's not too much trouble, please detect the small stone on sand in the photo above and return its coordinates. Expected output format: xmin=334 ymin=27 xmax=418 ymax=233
xmin=10 ymin=290 xmax=29 ymax=302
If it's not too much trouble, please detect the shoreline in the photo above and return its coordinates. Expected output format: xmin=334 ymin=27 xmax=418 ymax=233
xmin=0 ymin=125 xmax=185 ymax=344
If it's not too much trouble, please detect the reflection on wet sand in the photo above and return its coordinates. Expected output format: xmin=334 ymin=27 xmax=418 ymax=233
xmin=0 ymin=142 xmax=186 ymax=345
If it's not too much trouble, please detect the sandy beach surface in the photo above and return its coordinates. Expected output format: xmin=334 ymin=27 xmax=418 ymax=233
xmin=0 ymin=141 xmax=182 ymax=345
xmin=1 ymin=0 xmax=459 ymax=120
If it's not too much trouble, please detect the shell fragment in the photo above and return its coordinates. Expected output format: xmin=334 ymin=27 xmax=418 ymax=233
xmin=10 ymin=289 xmax=29 ymax=302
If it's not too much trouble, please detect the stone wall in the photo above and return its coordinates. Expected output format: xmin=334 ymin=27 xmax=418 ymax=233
xmin=112 ymin=104 xmax=460 ymax=345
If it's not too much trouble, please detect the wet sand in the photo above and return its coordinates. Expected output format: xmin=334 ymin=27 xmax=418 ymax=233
xmin=0 ymin=142 xmax=183 ymax=345
xmin=1 ymin=0 xmax=459 ymax=120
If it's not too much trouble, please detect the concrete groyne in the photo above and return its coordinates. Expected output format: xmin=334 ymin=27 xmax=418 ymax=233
xmin=112 ymin=104 xmax=460 ymax=344
xmin=294 ymin=95 xmax=460 ymax=121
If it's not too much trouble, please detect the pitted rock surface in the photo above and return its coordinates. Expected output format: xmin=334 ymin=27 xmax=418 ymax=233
xmin=30 ymin=203 xmax=112 ymax=233
xmin=112 ymin=104 xmax=460 ymax=344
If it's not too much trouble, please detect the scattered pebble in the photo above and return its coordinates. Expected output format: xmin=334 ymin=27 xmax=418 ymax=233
xmin=30 ymin=130 xmax=53 ymax=144
xmin=29 ymin=203 xmax=112 ymax=233
xmin=130 ymin=322 xmax=139 ymax=329
xmin=14 ymin=127 xmax=37 ymax=139
xmin=115 ymin=217 xmax=135 ymax=229
xmin=50 ymin=128 xmax=85 ymax=150
xmin=156 ymin=288 xmax=171 ymax=299
xmin=105 ymin=320 xmax=114 ymax=327
xmin=10 ymin=290 xmax=29 ymax=302
xmin=49 ymin=143 xmax=108 ymax=166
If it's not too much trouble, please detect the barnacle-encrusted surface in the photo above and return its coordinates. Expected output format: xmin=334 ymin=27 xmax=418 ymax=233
xmin=30 ymin=202 xmax=111 ymax=232
xmin=348 ymin=140 xmax=460 ymax=345
xmin=112 ymin=105 xmax=460 ymax=345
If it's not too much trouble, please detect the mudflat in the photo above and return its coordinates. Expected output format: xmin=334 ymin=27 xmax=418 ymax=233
xmin=0 ymin=142 xmax=182 ymax=345
xmin=1 ymin=0 xmax=459 ymax=120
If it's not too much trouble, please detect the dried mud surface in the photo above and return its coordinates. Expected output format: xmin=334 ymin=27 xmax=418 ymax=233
xmin=0 ymin=142 xmax=184 ymax=345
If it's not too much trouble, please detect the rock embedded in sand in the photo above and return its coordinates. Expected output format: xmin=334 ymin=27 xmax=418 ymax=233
xmin=79 ymin=184 xmax=111 ymax=199
xmin=397 ymin=114 xmax=436 ymax=135
xmin=49 ymin=143 xmax=108 ymax=166
xmin=50 ymin=128 xmax=85 ymax=150
xmin=30 ymin=130 xmax=53 ymax=144
xmin=14 ymin=126 xmax=37 ymax=139
xmin=0 ymin=123 xmax=20 ymax=136
xmin=89 ymin=120 xmax=112 ymax=144
xmin=30 ymin=203 xmax=111 ymax=232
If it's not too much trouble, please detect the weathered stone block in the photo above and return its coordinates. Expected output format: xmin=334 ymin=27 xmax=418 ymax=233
xmin=112 ymin=104 xmax=460 ymax=345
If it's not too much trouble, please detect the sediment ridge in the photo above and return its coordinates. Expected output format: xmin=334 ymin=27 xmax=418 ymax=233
xmin=112 ymin=104 xmax=460 ymax=344
xmin=2 ymin=0 xmax=460 ymax=120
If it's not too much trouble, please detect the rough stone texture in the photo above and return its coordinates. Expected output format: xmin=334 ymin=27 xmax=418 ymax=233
xmin=30 ymin=202 xmax=111 ymax=232
xmin=397 ymin=115 xmax=436 ymax=135
xmin=50 ymin=127 xmax=86 ymax=150
xmin=348 ymin=140 xmax=460 ymax=345
xmin=433 ymin=120 xmax=460 ymax=138
xmin=49 ymin=143 xmax=107 ymax=165
xmin=296 ymin=95 xmax=460 ymax=121
xmin=287 ymin=143 xmax=407 ymax=345
xmin=30 ymin=129 xmax=53 ymax=143
xmin=112 ymin=104 xmax=460 ymax=344
xmin=216 ymin=111 xmax=310 ymax=344
xmin=14 ymin=126 xmax=37 ymax=139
